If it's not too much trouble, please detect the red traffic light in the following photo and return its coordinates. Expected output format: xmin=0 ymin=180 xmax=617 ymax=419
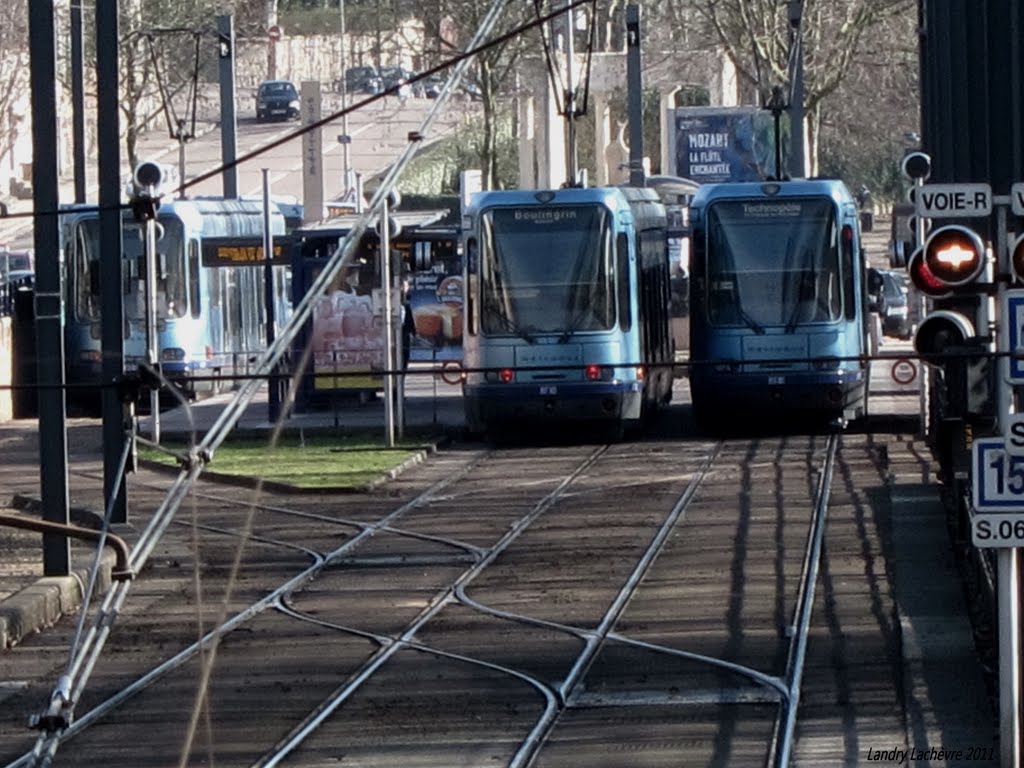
xmin=916 ymin=225 xmax=985 ymax=290
xmin=907 ymin=247 xmax=951 ymax=297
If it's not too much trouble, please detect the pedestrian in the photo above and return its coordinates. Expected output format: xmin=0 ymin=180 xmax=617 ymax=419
xmin=856 ymin=184 xmax=873 ymax=212
xmin=400 ymin=280 xmax=415 ymax=370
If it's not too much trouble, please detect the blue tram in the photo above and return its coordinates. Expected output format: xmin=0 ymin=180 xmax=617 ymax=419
xmin=687 ymin=179 xmax=871 ymax=429
xmin=461 ymin=186 xmax=674 ymax=439
xmin=62 ymin=198 xmax=292 ymax=402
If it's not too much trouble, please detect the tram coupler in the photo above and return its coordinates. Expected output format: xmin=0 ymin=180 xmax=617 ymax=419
xmin=28 ymin=675 xmax=73 ymax=732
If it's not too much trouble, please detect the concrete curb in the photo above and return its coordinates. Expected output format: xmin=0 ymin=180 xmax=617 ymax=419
xmin=1 ymin=496 xmax=115 ymax=650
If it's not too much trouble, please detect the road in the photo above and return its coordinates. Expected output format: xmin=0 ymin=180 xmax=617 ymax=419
xmin=0 ymin=89 xmax=473 ymax=250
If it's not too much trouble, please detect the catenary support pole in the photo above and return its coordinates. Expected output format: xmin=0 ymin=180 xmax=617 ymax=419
xmin=97 ymin=0 xmax=129 ymax=524
xmin=263 ymin=169 xmax=280 ymax=423
xmin=70 ymin=0 xmax=86 ymax=203
xmin=218 ymin=15 xmax=238 ymax=199
xmin=626 ymin=5 xmax=645 ymax=187
xmin=29 ymin=0 xmax=71 ymax=575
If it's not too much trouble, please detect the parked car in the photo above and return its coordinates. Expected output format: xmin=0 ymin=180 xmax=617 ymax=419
xmin=378 ymin=66 xmax=417 ymax=97
xmin=420 ymin=73 xmax=445 ymax=99
xmin=255 ymin=80 xmax=300 ymax=122
xmin=337 ymin=66 xmax=382 ymax=96
xmin=879 ymin=269 xmax=914 ymax=339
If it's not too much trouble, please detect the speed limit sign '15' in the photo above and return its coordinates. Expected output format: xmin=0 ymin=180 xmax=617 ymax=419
xmin=972 ymin=438 xmax=1024 ymax=547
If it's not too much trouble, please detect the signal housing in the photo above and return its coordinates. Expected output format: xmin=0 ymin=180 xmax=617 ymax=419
xmin=913 ymin=309 xmax=975 ymax=364
xmin=908 ymin=225 xmax=985 ymax=296
xmin=1011 ymin=232 xmax=1024 ymax=283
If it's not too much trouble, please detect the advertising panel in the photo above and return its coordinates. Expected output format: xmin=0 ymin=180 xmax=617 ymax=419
xmin=670 ymin=107 xmax=780 ymax=183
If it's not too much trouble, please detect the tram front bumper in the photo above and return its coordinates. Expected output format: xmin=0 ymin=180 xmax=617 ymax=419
xmin=464 ymin=381 xmax=643 ymax=428
xmin=691 ymin=368 xmax=866 ymax=414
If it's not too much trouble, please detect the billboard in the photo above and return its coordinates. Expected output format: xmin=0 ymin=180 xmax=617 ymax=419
xmin=668 ymin=107 xmax=783 ymax=183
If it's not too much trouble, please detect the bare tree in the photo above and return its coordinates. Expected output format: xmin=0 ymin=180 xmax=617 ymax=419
xmin=417 ymin=0 xmax=536 ymax=189
xmin=659 ymin=0 xmax=914 ymax=175
xmin=0 ymin=4 xmax=30 ymax=199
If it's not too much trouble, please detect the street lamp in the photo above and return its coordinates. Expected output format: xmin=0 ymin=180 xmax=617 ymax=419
xmin=339 ymin=0 xmax=353 ymax=197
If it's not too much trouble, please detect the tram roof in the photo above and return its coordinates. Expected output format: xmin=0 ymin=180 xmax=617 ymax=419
xmin=690 ymin=178 xmax=855 ymax=207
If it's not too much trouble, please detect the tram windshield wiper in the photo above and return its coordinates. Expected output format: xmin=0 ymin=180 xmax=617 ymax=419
xmin=558 ymin=305 xmax=591 ymax=343
xmin=737 ymin=304 xmax=765 ymax=335
xmin=485 ymin=304 xmax=535 ymax=343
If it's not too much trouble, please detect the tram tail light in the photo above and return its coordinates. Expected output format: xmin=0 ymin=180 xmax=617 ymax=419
xmin=583 ymin=364 xmax=614 ymax=381
xmin=499 ymin=367 xmax=514 ymax=383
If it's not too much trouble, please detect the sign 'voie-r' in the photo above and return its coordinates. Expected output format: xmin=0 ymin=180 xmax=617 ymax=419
xmin=915 ymin=183 xmax=992 ymax=217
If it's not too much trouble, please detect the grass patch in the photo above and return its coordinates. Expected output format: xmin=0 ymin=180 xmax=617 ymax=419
xmin=139 ymin=430 xmax=434 ymax=490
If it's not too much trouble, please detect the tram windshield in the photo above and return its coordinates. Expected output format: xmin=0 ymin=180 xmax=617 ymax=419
xmin=479 ymin=204 xmax=614 ymax=338
xmin=70 ymin=217 xmax=188 ymax=323
xmin=703 ymin=197 xmax=842 ymax=330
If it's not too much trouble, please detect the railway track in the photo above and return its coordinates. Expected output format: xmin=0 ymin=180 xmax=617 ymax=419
xmin=0 ymin=426 xmax=914 ymax=768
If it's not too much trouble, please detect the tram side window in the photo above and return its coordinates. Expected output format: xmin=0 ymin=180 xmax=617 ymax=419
xmin=188 ymin=240 xmax=201 ymax=319
xmin=159 ymin=249 xmax=187 ymax=319
xmin=73 ymin=222 xmax=101 ymax=321
xmin=616 ymin=234 xmax=631 ymax=332
xmin=466 ymin=237 xmax=478 ymax=336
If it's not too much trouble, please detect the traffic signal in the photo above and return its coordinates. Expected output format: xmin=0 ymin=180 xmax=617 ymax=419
xmin=913 ymin=309 xmax=992 ymax=419
xmin=914 ymin=310 xmax=974 ymax=364
xmin=1011 ymin=232 xmax=1024 ymax=283
xmin=907 ymin=225 xmax=986 ymax=297
xmin=901 ymin=151 xmax=932 ymax=182
xmin=130 ymin=160 xmax=167 ymax=222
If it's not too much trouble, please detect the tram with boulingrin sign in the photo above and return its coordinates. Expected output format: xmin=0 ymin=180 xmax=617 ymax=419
xmin=460 ymin=185 xmax=675 ymax=440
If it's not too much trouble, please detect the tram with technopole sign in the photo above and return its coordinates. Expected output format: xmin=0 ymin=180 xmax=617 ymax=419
xmin=461 ymin=185 xmax=674 ymax=440
xmin=687 ymin=178 xmax=872 ymax=431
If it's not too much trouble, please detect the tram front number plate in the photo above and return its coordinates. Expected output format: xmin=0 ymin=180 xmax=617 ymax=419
xmin=971 ymin=439 xmax=1024 ymax=547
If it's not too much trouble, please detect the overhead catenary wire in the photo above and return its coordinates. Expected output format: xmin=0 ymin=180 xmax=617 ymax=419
xmin=17 ymin=2 xmax=595 ymax=765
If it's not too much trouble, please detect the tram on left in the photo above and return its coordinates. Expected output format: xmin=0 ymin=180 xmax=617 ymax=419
xmin=62 ymin=197 xmax=292 ymax=409
xmin=461 ymin=186 xmax=675 ymax=440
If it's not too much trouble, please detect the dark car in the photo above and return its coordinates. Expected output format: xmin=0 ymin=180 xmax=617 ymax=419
xmin=420 ymin=73 xmax=445 ymax=99
xmin=337 ymin=66 xmax=382 ymax=95
xmin=879 ymin=269 xmax=914 ymax=339
xmin=256 ymin=80 xmax=300 ymax=122
xmin=378 ymin=66 xmax=417 ymax=97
